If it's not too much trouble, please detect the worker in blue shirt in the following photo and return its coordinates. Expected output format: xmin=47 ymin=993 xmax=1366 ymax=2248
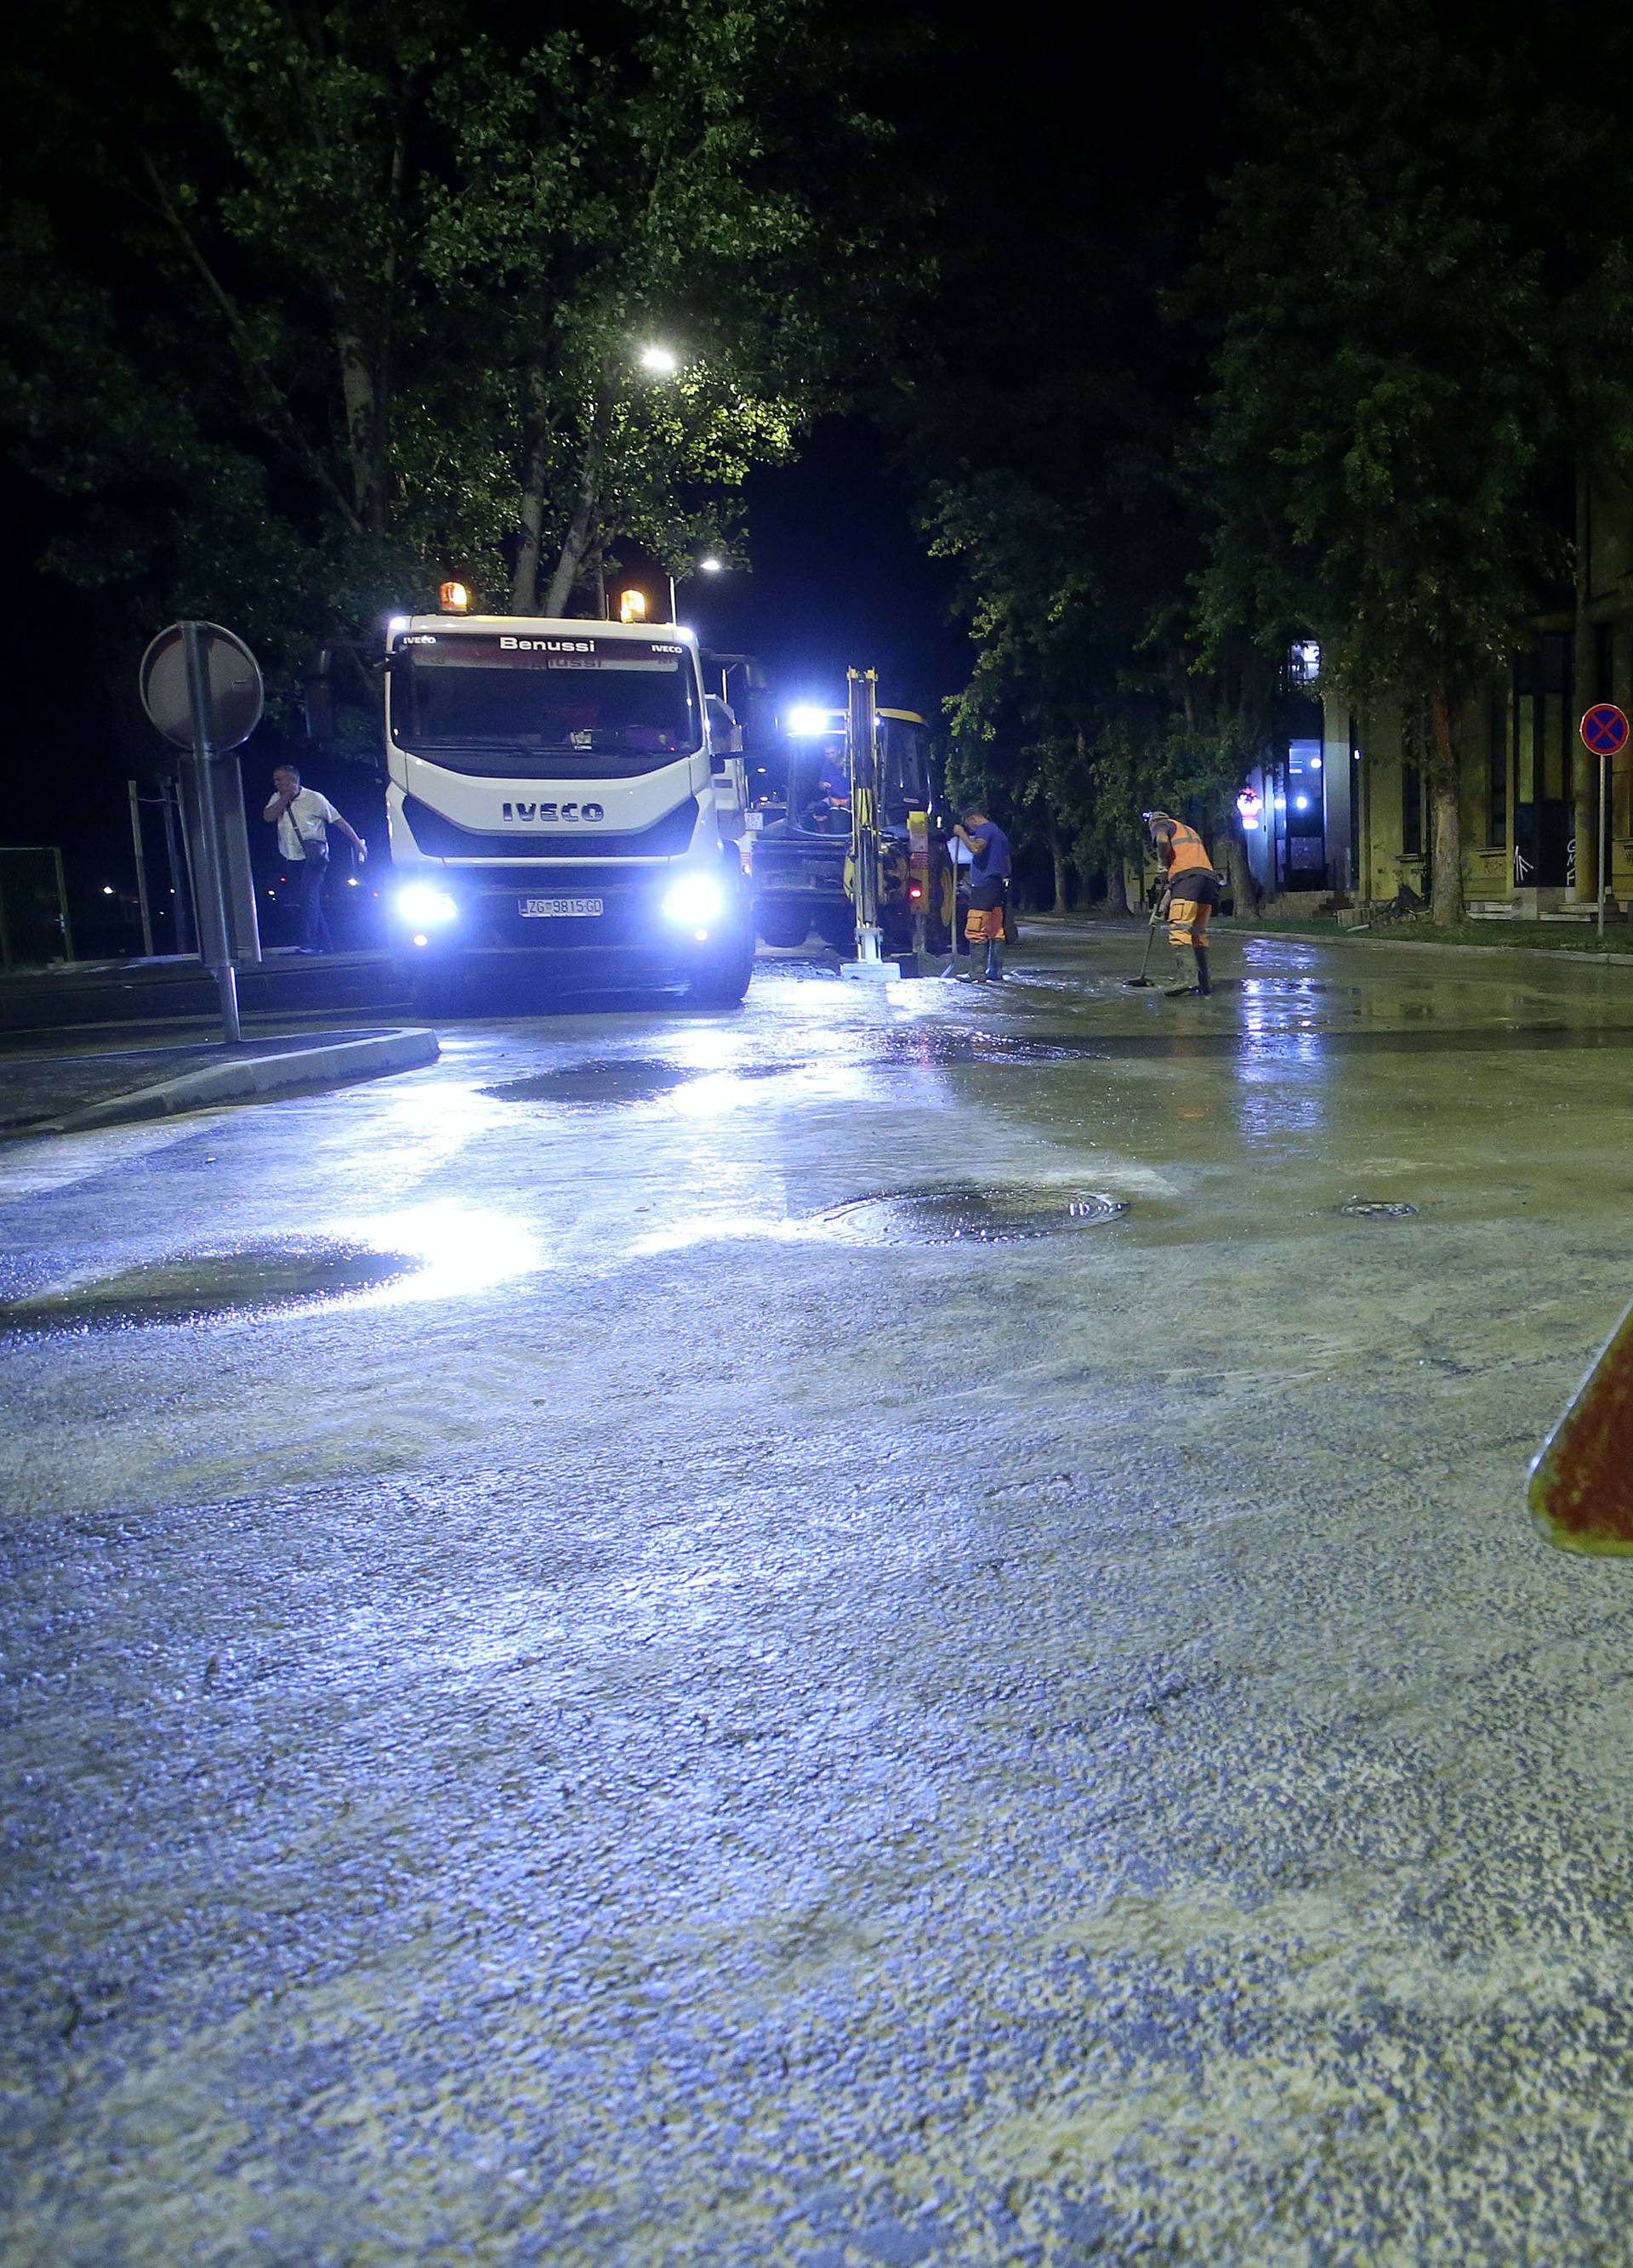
xmin=953 ymin=802 xmax=1011 ymax=981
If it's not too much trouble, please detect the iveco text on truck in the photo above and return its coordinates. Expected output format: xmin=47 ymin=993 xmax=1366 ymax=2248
xmin=381 ymin=610 xmax=754 ymax=1006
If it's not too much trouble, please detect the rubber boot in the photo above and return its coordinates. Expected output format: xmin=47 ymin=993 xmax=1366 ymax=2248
xmin=1194 ymin=947 xmax=1212 ymax=998
xmin=985 ymin=938 xmax=1004 ymax=981
xmin=956 ymin=934 xmax=986 ymax=981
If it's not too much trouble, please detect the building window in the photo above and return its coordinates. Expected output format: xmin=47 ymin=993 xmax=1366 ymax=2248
xmin=1403 ymin=762 xmax=1423 ymax=857
xmin=1487 ymin=689 xmax=1507 ymax=849
xmin=1287 ymin=640 xmax=1321 ymax=685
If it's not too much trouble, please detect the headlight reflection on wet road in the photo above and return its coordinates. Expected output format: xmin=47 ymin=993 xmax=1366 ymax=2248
xmin=352 ymin=1201 xmax=545 ymax=1305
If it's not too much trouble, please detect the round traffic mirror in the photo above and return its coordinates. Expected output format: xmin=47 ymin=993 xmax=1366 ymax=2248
xmin=139 ymin=622 xmax=265 ymax=751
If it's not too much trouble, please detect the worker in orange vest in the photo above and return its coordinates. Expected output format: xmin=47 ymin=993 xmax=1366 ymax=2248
xmin=1148 ymin=811 xmax=1220 ymax=997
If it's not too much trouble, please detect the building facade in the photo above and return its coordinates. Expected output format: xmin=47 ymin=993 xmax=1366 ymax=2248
xmin=1236 ymin=480 xmax=1633 ymax=918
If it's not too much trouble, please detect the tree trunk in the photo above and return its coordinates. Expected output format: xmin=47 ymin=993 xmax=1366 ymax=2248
xmin=543 ymin=436 xmax=601 ymax=617
xmin=1573 ymin=457 xmax=1597 ymax=898
xmin=336 ymin=325 xmax=388 ymax=535
xmin=1046 ymin=809 xmax=1071 ymax=912
xmin=1106 ymin=861 xmax=1129 ymax=915
xmin=1430 ymin=688 xmax=1464 ymax=926
xmin=511 ymin=365 xmax=551 ymax=615
xmin=1221 ymin=814 xmax=1259 ymax=917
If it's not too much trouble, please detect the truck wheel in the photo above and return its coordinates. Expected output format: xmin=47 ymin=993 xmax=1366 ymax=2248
xmin=757 ymin=907 xmax=811 ymax=949
xmin=685 ymin=929 xmax=755 ymax=1008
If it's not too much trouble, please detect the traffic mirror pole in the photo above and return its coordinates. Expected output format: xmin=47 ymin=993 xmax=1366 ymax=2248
xmin=180 ymin=620 xmax=242 ymax=1045
xmin=126 ymin=779 xmax=155 ymax=959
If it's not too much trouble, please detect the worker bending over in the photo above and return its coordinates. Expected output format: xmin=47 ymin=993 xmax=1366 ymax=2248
xmin=1148 ymin=810 xmax=1220 ymax=998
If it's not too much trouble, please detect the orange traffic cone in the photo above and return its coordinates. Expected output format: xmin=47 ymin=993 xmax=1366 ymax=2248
xmin=1529 ymin=1299 xmax=1633 ymax=1554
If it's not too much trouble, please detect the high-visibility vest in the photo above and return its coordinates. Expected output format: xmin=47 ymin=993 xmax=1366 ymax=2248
xmin=1164 ymin=822 xmax=1213 ymax=880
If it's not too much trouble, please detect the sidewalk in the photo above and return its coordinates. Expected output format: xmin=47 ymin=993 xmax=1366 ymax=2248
xmin=1 ymin=1025 xmax=438 ymax=1135
xmin=1025 ymin=910 xmax=1633 ymax=969
xmin=0 ymin=948 xmax=402 ymax=1037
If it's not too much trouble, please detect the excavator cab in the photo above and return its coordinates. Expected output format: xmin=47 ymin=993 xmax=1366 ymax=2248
xmin=748 ymin=700 xmax=950 ymax=953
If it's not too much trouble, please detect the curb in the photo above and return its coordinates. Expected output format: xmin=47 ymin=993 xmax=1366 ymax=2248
xmin=26 ymin=1029 xmax=440 ymax=1135
xmin=1021 ymin=913 xmax=1633 ymax=972
xmin=1232 ymin=926 xmax=1633 ymax=970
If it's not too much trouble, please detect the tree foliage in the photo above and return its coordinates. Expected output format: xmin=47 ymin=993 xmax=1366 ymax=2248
xmin=1193 ymin=0 xmax=1633 ymax=922
xmin=0 ymin=0 xmax=913 ymax=711
xmin=887 ymin=26 xmax=1260 ymax=909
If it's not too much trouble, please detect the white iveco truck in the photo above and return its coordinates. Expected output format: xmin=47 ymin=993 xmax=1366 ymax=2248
xmin=381 ymin=610 xmax=755 ymax=1006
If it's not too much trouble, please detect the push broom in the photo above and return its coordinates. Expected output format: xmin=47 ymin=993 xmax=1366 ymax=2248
xmin=1124 ymin=905 xmax=1162 ymax=988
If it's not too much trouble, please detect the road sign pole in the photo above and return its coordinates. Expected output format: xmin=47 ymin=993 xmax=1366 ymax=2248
xmin=1579 ymin=706 xmax=1628 ymax=946
xmin=180 ymin=620 xmax=242 ymax=1045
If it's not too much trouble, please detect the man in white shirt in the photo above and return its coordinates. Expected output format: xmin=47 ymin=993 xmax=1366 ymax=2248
xmin=264 ymin=764 xmax=367 ymax=952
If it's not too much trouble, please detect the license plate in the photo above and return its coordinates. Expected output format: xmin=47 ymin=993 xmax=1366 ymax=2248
xmin=520 ymin=895 xmax=603 ymax=918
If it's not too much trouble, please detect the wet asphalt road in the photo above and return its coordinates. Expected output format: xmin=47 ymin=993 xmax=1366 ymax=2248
xmin=7 ymin=923 xmax=1633 ymax=2265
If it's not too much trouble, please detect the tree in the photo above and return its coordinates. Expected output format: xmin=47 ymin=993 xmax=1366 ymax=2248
xmin=885 ymin=10 xmax=1257 ymax=913
xmin=1192 ymin=0 xmax=1633 ymax=926
xmin=0 ymin=0 xmax=914 ymax=710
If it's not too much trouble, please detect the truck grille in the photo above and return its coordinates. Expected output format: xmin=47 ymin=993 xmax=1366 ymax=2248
xmin=401 ymin=793 xmax=699 ymax=861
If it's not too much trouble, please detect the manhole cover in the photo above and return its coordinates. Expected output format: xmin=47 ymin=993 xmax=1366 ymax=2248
xmin=0 ymin=1239 xmax=413 ymax=1336
xmin=1332 ymin=1199 xmax=1421 ymax=1220
xmin=819 ymin=1184 xmax=1128 ymax=1246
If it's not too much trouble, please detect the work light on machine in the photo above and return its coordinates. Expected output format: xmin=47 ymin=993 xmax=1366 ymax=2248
xmin=787 ymin=704 xmax=832 ymax=738
xmin=619 ymin=589 xmax=648 ymax=623
xmin=439 ymin=580 xmax=471 ymax=613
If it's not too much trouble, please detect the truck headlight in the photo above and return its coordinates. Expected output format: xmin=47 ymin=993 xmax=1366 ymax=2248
xmin=396 ymin=883 xmax=458 ymax=925
xmin=662 ymin=874 xmax=724 ymax=925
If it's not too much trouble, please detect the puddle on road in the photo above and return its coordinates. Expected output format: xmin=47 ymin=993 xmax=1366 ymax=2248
xmin=879 ymin=1032 xmax=1112 ymax=1068
xmin=478 ymin=1026 xmax=1633 ymax=1111
xmin=484 ymin=1059 xmax=698 ymax=1104
xmin=0 ymin=1239 xmax=414 ymax=1337
xmin=484 ymin=1058 xmax=810 ymax=1104
xmin=1330 ymin=1199 xmax=1422 ymax=1220
xmin=819 ymin=1182 xmax=1129 ymax=1246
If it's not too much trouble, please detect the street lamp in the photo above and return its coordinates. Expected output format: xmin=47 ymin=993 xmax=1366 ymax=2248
xmin=639 ymin=343 xmax=680 ymax=377
xmin=664 ymin=554 xmax=728 ymax=620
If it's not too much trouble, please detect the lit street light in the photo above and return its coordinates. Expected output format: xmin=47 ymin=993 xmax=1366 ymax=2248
xmin=638 ymin=344 xmax=680 ymax=377
xmin=664 ymin=554 xmax=729 ymax=621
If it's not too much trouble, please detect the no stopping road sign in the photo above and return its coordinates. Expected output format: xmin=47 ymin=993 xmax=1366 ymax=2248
xmin=1579 ymin=702 xmax=1629 ymax=757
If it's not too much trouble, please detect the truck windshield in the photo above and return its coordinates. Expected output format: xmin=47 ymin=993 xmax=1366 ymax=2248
xmin=390 ymin=634 xmax=701 ymax=775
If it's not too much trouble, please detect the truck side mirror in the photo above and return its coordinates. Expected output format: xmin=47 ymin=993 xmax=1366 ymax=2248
xmin=705 ymin=694 xmax=742 ymax=775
